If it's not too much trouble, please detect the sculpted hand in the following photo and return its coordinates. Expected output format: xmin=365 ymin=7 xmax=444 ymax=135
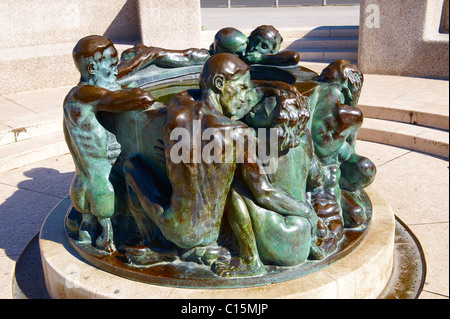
xmin=130 ymin=88 xmax=155 ymax=109
xmin=190 ymin=48 xmax=210 ymax=63
xmin=245 ymin=51 xmax=263 ymax=64
xmin=106 ymin=142 xmax=121 ymax=161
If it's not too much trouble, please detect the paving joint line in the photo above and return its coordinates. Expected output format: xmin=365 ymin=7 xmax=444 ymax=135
xmin=0 ymin=96 xmax=39 ymax=114
xmin=0 ymin=181 xmax=67 ymax=200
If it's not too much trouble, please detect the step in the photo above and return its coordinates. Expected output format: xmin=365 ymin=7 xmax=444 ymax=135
xmin=0 ymin=119 xmax=62 ymax=146
xmin=284 ymin=37 xmax=358 ymax=50
xmin=360 ymin=103 xmax=449 ymax=131
xmin=295 ymin=48 xmax=358 ymax=62
xmin=358 ymin=118 xmax=449 ymax=158
xmin=265 ymin=26 xmax=360 ymax=39
xmin=0 ymin=131 xmax=69 ymax=173
xmin=201 ymin=26 xmax=360 ymax=50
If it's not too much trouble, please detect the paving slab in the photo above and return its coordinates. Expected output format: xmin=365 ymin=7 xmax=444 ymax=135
xmin=409 ymin=223 xmax=449 ymax=298
xmin=359 ymin=118 xmax=449 ymax=158
xmin=356 ymin=142 xmax=449 ymax=226
xmin=356 ymin=141 xmax=449 ymax=299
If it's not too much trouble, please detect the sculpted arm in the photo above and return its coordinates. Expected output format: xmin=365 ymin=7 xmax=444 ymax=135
xmin=245 ymin=50 xmax=300 ymax=66
xmin=152 ymin=48 xmax=210 ymax=68
xmin=70 ymin=85 xmax=154 ymax=113
xmin=118 ymin=45 xmax=209 ymax=78
xmin=237 ymin=135 xmax=316 ymax=222
xmin=95 ymin=87 xmax=155 ymax=112
xmin=118 ymin=45 xmax=162 ymax=78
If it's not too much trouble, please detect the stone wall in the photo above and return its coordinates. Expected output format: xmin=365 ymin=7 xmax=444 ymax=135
xmin=0 ymin=0 xmax=202 ymax=94
xmin=358 ymin=0 xmax=449 ymax=79
xmin=440 ymin=0 xmax=449 ymax=34
xmin=138 ymin=0 xmax=202 ymax=50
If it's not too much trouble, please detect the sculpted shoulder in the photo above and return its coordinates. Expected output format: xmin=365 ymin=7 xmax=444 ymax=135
xmin=165 ymin=90 xmax=200 ymax=128
xmin=64 ymin=85 xmax=110 ymax=105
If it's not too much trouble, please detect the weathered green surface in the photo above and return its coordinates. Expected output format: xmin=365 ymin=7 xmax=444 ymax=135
xmin=64 ymin=30 xmax=376 ymax=286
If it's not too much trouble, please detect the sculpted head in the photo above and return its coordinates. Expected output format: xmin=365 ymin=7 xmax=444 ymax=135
xmin=274 ymin=94 xmax=310 ymax=151
xmin=246 ymin=89 xmax=310 ymax=152
xmin=212 ymin=27 xmax=248 ymax=57
xmin=247 ymin=25 xmax=283 ymax=55
xmin=318 ymin=60 xmax=364 ymax=106
xmin=200 ymin=53 xmax=252 ymax=120
xmin=73 ymin=35 xmax=119 ymax=87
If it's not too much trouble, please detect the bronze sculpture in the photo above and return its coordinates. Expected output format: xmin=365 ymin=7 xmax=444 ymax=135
xmin=64 ymin=28 xmax=375 ymax=285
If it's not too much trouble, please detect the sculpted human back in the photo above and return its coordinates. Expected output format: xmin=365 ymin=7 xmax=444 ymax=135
xmin=64 ymin=35 xmax=155 ymax=253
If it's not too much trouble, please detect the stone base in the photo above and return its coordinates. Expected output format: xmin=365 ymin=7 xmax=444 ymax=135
xmin=39 ymin=186 xmax=395 ymax=299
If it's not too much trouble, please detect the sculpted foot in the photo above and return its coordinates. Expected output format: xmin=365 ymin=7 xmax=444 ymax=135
xmin=180 ymin=246 xmax=231 ymax=266
xmin=95 ymin=218 xmax=116 ymax=253
xmin=77 ymin=213 xmax=97 ymax=244
xmin=126 ymin=246 xmax=177 ymax=265
xmin=78 ymin=230 xmax=92 ymax=244
xmin=95 ymin=233 xmax=116 ymax=253
xmin=309 ymin=242 xmax=325 ymax=260
xmin=211 ymin=256 xmax=265 ymax=278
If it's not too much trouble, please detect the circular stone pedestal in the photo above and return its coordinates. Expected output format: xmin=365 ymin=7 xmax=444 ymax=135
xmin=39 ymin=186 xmax=395 ymax=299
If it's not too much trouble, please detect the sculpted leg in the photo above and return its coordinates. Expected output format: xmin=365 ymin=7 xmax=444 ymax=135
xmin=242 ymin=193 xmax=314 ymax=266
xmin=125 ymin=179 xmax=157 ymax=246
xmin=339 ymin=154 xmax=375 ymax=228
xmin=85 ymin=179 xmax=117 ymax=253
xmin=123 ymin=157 xmax=185 ymax=245
xmin=340 ymin=154 xmax=376 ymax=191
xmin=122 ymin=156 xmax=179 ymax=265
xmin=312 ymin=165 xmax=345 ymax=256
xmin=341 ymin=189 xmax=367 ymax=227
xmin=212 ymin=189 xmax=265 ymax=277
xmin=78 ymin=213 xmax=97 ymax=243
xmin=313 ymin=199 xmax=344 ymax=256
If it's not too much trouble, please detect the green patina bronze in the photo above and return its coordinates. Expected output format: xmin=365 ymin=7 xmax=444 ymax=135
xmin=210 ymin=25 xmax=300 ymax=66
xmin=63 ymin=27 xmax=376 ymax=287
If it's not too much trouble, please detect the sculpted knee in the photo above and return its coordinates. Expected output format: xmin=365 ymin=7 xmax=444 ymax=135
xmin=340 ymin=154 xmax=376 ymax=191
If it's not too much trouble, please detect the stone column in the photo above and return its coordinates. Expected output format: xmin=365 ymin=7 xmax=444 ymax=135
xmin=358 ymin=0 xmax=449 ymax=79
xmin=138 ymin=0 xmax=202 ymax=49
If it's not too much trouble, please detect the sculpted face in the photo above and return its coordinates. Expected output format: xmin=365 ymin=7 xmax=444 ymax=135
xmin=217 ymin=71 xmax=252 ymax=120
xmin=247 ymin=32 xmax=280 ymax=55
xmin=90 ymin=46 xmax=119 ymax=88
xmin=319 ymin=60 xmax=363 ymax=107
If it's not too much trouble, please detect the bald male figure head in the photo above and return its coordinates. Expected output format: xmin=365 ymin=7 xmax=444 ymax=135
xmin=212 ymin=27 xmax=248 ymax=57
xmin=199 ymin=53 xmax=252 ymax=120
xmin=72 ymin=35 xmax=119 ymax=87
